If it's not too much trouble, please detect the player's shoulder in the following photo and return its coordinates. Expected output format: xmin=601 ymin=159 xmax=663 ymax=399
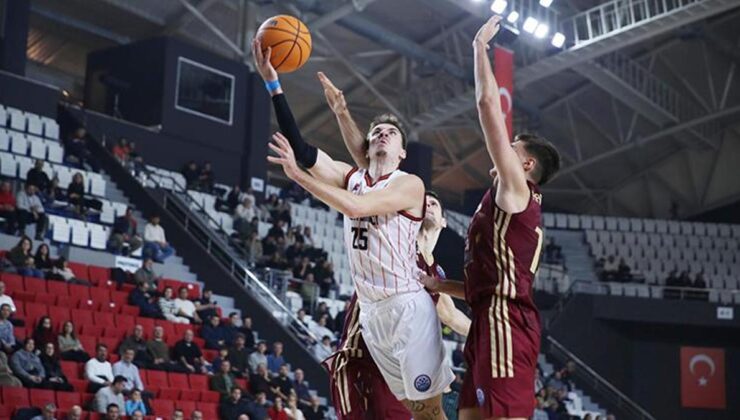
xmin=388 ymin=170 xmax=424 ymax=189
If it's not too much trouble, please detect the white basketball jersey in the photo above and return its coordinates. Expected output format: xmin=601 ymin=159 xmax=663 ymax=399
xmin=343 ymin=168 xmax=424 ymax=303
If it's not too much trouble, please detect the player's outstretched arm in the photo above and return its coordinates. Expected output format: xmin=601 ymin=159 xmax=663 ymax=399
xmin=473 ymin=16 xmax=530 ymax=211
xmin=420 ymin=274 xmax=466 ymax=300
xmin=436 ymin=294 xmax=471 ymax=336
xmin=318 ymin=72 xmax=369 ymax=169
xmin=252 ymin=39 xmax=351 ymax=188
xmin=268 ymin=133 xmax=424 ymax=218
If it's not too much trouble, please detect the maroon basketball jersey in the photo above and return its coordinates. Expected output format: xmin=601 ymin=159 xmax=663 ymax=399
xmin=463 ymin=182 xmax=543 ymax=312
xmin=417 ymin=252 xmax=447 ymax=305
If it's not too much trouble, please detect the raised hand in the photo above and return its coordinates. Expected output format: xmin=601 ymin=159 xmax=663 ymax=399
xmin=317 ymin=72 xmax=347 ymax=114
xmin=267 ymin=132 xmax=301 ymax=180
xmin=474 ymin=15 xmax=503 ymax=49
xmin=251 ymin=38 xmax=278 ymax=82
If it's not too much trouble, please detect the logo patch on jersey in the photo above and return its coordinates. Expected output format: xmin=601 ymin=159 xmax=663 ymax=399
xmin=435 ymin=265 xmax=446 ymax=280
xmin=533 ymin=193 xmax=543 ymax=204
xmin=414 ymin=374 xmax=432 ymax=392
xmin=476 ymin=388 xmax=485 ymax=406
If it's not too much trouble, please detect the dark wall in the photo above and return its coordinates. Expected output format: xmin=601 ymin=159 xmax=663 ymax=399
xmin=0 ymin=0 xmax=28 ymax=75
xmin=0 ymin=70 xmax=60 ymax=117
xmin=550 ymin=294 xmax=740 ymax=420
xmin=400 ymin=142 xmax=433 ymax=187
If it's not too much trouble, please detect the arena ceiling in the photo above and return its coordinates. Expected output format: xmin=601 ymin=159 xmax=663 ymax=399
xmin=26 ymin=0 xmax=740 ymax=218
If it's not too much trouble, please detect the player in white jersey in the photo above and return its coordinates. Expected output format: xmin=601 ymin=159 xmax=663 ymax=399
xmin=253 ymin=40 xmax=452 ymax=419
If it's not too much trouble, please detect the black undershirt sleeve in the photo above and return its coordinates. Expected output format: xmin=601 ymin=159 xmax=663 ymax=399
xmin=271 ymin=93 xmax=318 ymax=168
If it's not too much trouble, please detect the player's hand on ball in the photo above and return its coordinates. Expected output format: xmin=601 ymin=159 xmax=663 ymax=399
xmin=418 ymin=273 xmax=441 ymax=291
xmin=317 ymin=72 xmax=347 ymax=114
xmin=474 ymin=15 xmax=503 ymax=49
xmin=252 ymin=39 xmax=278 ymax=82
xmin=267 ymin=132 xmax=300 ymax=179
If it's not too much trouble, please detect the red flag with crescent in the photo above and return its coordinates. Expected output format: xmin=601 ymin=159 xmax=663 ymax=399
xmin=493 ymin=46 xmax=514 ymax=138
xmin=680 ymin=346 xmax=726 ymax=409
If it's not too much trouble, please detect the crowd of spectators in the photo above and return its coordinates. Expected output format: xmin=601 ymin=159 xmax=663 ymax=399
xmin=0 ymin=236 xmax=90 ymax=285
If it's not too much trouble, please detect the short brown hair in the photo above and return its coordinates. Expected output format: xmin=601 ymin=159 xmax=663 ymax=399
xmin=365 ymin=114 xmax=408 ymax=151
xmin=515 ymin=133 xmax=560 ymax=185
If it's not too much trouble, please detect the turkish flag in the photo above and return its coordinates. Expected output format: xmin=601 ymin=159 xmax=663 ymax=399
xmin=680 ymin=346 xmax=726 ymax=409
xmin=493 ymin=46 xmax=514 ymax=138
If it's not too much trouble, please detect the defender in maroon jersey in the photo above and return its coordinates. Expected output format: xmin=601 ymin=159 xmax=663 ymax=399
xmin=323 ymin=191 xmax=470 ymax=420
xmin=421 ymin=16 xmax=561 ymax=420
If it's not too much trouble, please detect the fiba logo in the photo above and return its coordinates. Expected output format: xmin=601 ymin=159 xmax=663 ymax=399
xmin=476 ymin=388 xmax=485 ymax=406
xmin=414 ymin=374 xmax=432 ymax=392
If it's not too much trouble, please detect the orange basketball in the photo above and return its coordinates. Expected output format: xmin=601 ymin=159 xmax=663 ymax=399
xmin=256 ymin=15 xmax=312 ymax=73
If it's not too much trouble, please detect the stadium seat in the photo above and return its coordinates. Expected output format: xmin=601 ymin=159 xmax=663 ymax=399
xmin=2 ymin=272 xmax=24 ymax=291
xmin=188 ymin=374 xmax=208 ymax=390
xmin=197 ymin=402 xmax=218 ymax=419
xmin=47 ymin=281 xmax=70 ymax=297
xmin=49 ymin=306 xmax=70 ymax=324
xmin=2 ymin=387 xmax=30 ymax=408
xmin=41 ymin=116 xmax=59 ymax=139
xmin=29 ymin=388 xmax=56 ymax=408
xmin=176 ymin=400 xmax=198 ymax=415
xmin=28 ymin=135 xmax=47 ymax=159
xmin=47 ymin=140 xmax=63 ymax=163
xmin=71 ymin=309 xmax=94 ymax=327
xmin=0 ymin=128 xmax=9 ymax=150
xmin=150 ymin=399 xmax=175 ymax=417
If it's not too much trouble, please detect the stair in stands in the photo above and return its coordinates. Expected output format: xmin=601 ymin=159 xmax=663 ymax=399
xmin=549 ymin=230 xmax=599 ymax=282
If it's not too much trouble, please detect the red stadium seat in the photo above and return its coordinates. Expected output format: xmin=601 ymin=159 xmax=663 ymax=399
xmin=56 ymin=391 xmax=82 ymax=409
xmin=179 ymin=388 xmax=200 ymax=401
xmin=2 ymin=387 xmax=29 ymax=407
xmin=49 ymin=306 xmax=71 ymax=325
xmin=188 ymin=374 xmax=208 ymax=390
xmin=68 ymin=284 xmax=92 ymax=301
xmin=168 ymin=372 xmax=189 ymax=389
xmin=29 ymin=388 xmax=55 ymax=408
xmin=202 ymin=349 xmax=218 ymax=362
xmin=115 ymin=314 xmax=136 ymax=331
xmin=47 ymin=281 xmax=70 ymax=297
xmin=33 ymin=292 xmax=56 ymax=305
xmin=55 ymin=295 xmax=76 ymax=309
xmin=158 ymin=387 xmax=179 ymax=400
xmin=24 ymin=302 xmax=48 ymax=327
xmin=173 ymin=323 xmax=191 ymax=338
xmin=197 ymin=402 xmax=218 ymax=419
xmin=136 ymin=317 xmax=156 ymax=333
xmin=89 ymin=412 xmax=102 ymax=420
xmin=145 ymin=370 xmax=169 ymax=389
xmin=110 ymin=290 xmax=127 ymax=307
xmin=1 ymin=272 xmax=24 ymax=292
xmin=97 ymin=337 xmax=118 ymax=351
xmin=150 ymin=399 xmax=175 ymax=417
xmin=68 ymin=262 xmax=89 ymax=280
xmin=95 ymin=312 xmax=115 ymax=326
xmin=120 ymin=305 xmax=139 ymax=316
xmin=88 ymin=266 xmax=110 ymax=285
xmin=60 ymin=360 xmax=81 ymax=380
xmin=23 ymin=276 xmax=47 ymax=293
xmin=103 ymin=327 xmax=125 ymax=338
xmin=89 ymin=288 xmax=111 ymax=304
xmin=176 ymin=400 xmax=197 ymax=414
xmin=154 ymin=320 xmax=175 ymax=339
xmin=199 ymin=390 xmax=220 ymax=403
xmin=235 ymin=377 xmax=249 ymax=392
xmin=78 ymin=336 xmax=96 ymax=354
xmin=71 ymin=309 xmax=94 ymax=327
xmin=81 ymin=324 xmax=104 ymax=337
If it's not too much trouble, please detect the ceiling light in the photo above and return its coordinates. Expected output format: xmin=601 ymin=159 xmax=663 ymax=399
xmin=490 ymin=0 xmax=507 ymax=14
xmin=506 ymin=11 xmax=520 ymax=23
xmin=522 ymin=17 xmax=538 ymax=33
xmin=551 ymin=32 xmax=565 ymax=48
xmin=540 ymin=0 xmax=554 ymax=7
xmin=534 ymin=23 xmax=549 ymax=38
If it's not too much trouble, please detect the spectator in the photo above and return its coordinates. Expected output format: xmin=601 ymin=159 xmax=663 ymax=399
xmin=118 ymin=325 xmax=152 ymax=367
xmin=8 ymin=236 xmax=44 ymax=278
xmin=292 ymin=309 xmax=313 ymax=345
xmin=66 ymin=172 xmax=89 ymax=217
xmin=26 ymin=160 xmax=51 ymax=195
xmin=173 ymin=329 xmax=209 ymax=374
xmin=249 ymin=341 xmax=268 ymax=373
xmin=125 ymin=389 xmax=147 ymax=416
xmin=313 ymin=302 xmax=333 ymax=326
xmin=267 ymin=341 xmax=286 ymax=374
xmin=146 ymin=325 xmax=186 ymax=372
xmin=39 ymin=342 xmax=74 ymax=391
xmin=262 ymin=194 xmax=279 ymax=221
xmin=45 ymin=176 xmax=64 ymax=205
xmin=225 ymin=312 xmax=241 ymax=342
xmin=133 ymin=258 xmax=160 ymax=289
xmin=334 ymin=300 xmax=350 ymax=333
xmin=309 ymin=315 xmax=335 ymax=343
xmin=143 ymin=215 xmax=175 ymax=262
xmin=129 ymin=281 xmax=162 ymax=319
xmin=302 ymin=226 xmax=315 ymax=248
xmin=600 ymin=256 xmax=618 ymax=282
xmin=0 ymin=303 xmax=16 ymax=353
xmin=48 ymin=258 xmax=91 ymax=286
xmin=293 ymin=368 xmax=311 ymax=407
xmin=285 ymin=241 xmax=305 ymax=263
xmin=223 ymin=185 xmax=242 ymax=212
xmin=10 ymin=338 xmax=52 ymax=389
xmin=109 ymin=207 xmax=142 ymax=256
xmin=312 ymin=336 xmax=332 ymax=360
xmin=85 ymin=344 xmax=114 ymax=393
xmin=103 ymin=403 xmax=122 ymax=420
xmin=160 ymin=286 xmax=190 ymax=324
xmin=228 ymin=334 xmax=250 ymax=378
xmin=58 ymin=321 xmax=89 ymax=362
xmin=218 ymin=387 xmax=250 ymax=420
xmin=299 ymin=273 xmax=318 ymax=304
xmin=172 ymin=409 xmax=185 ymax=420
xmin=250 ymin=363 xmax=275 ymax=399
xmin=16 ymin=184 xmax=47 ymax=239
xmin=315 ymin=261 xmax=337 ymax=298
xmin=271 ymin=364 xmax=294 ymax=401
xmin=65 ymin=127 xmax=98 ymax=171
xmin=268 ymin=397 xmax=289 ymax=420
xmin=174 ymin=287 xmax=201 ymax=324
xmin=544 ymin=238 xmax=564 ymax=265
xmin=0 ymin=281 xmax=15 ymax=313
xmin=202 ymin=315 xmax=231 ymax=350
xmin=293 ymin=256 xmax=312 ymax=280
xmin=268 ymin=219 xmax=286 ymax=240
xmin=190 ymin=410 xmax=203 ymax=420
xmin=285 ymin=394 xmax=305 ymax=420
xmin=545 ymin=370 xmax=568 ymax=394
xmin=211 ymin=346 xmax=230 ymax=373
xmin=0 ymin=348 xmax=21 ymax=386
xmin=113 ymin=349 xmax=145 ymax=394
xmin=126 ymin=142 xmax=146 ymax=176
xmin=112 ymin=138 xmax=130 ymax=163
xmin=246 ymin=231 xmax=264 ymax=264
xmin=198 ymin=162 xmax=214 ymax=192
xmin=30 ymin=403 xmax=57 ymax=420
xmin=617 ymin=259 xmax=632 ymax=283
xmin=195 ymin=289 xmax=218 ymax=321
xmin=32 ymin=316 xmax=56 ymax=352
xmin=234 ymin=197 xmax=256 ymax=232
xmin=0 ymin=181 xmax=17 ymax=233
xmin=210 ymin=359 xmax=237 ymax=400
xmin=302 ymin=396 xmax=327 ymax=420
xmin=94 ymin=376 xmax=127 ymax=413
xmin=64 ymin=405 xmax=83 ymax=420
xmin=238 ymin=316 xmax=255 ymax=349
xmin=182 ymin=161 xmax=200 ymax=190
xmin=34 ymin=243 xmax=54 ymax=273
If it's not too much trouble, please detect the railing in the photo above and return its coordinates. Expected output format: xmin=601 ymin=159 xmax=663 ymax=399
xmin=546 ymin=336 xmax=656 ymax=420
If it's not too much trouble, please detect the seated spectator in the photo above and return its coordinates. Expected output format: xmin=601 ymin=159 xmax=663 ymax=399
xmin=250 ymin=363 xmax=275 ymax=399
xmin=222 ymin=185 xmax=242 ymax=213
xmin=64 ymin=405 xmax=83 ymax=420
xmin=0 ymin=303 xmax=16 ymax=353
xmin=0 ymin=349 xmax=21 ymax=386
xmin=249 ymin=341 xmax=268 ymax=374
xmin=103 ymin=403 xmax=122 ymax=420
xmin=8 ymin=236 xmax=44 ymax=278
xmin=190 ymin=410 xmax=204 ymax=420
xmin=182 ymin=161 xmax=200 ymax=189
xmin=262 ymin=194 xmax=279 ymax=221
xmin=108 ymin=207 xmax=142 ymax=256
xmin=218 ymin=387 xmax=251 ymax=420
xmin=267 ymin=341 xmax=286 ymax=374
xmin=286 ymin=241 xmax=306 ymax=263
xmin=0 ymin=281 xmax=15 ymax=313
xmin=210 ymin=359 xmax=237 ymax=400
xmin=0 ymin=181 xmax=17 ymax=233
xmin=133 ymin=258 xmax=160 ymax=289
xmin=174 ymin=329 xmax=209 ymax=374
xmin=268 ymin=397 xmax=289 ymax=420
xmin=293 ymin=256 xmax=312 ymax=280
xmin=126 ymin=141 xmax=146 ymax=176
xmin=293 ymin=368 xmax=311 ymax=407
xmin=48 ymin=258 xmax=91 ymax=286
xmin=125 ymin=389 xmax=147 ymax=416
xmin=233 ymin=197 xmax=256 ymax=232
xmin=452 ymin=342 xmax=465 ymax=367
xmin=600 ymin=256 xmax=618 ymax=282
xmin=292 ymin=309 xmax=314 ymax=345
xmin=309 ymin=315 xmax=336 ymax=343
xmin=225 ymin=312 xmax=241 ymax=340
xmin=160 ymin=286 xmax=190 ymax=324
xmin=112 ymin=138 xmax=130 ymax=163
xmin=286 ymin=394 xmax=305 ymax=420
xmin=34 ymin=243 xmax=54 ymax=273
xmin=617 ymin=258 xmax=632 ymax=282
xmin=143 ymin=215 xmax=175 ymax=262
xmin=65 ymin=127 xmax=99 ymax=171
xmin=16 ymin=184 xmax=47 ymax=239
xmin=67 ymin=172 xmax=88 ymax=217
xmin=545 ymin=370 xmax=568 ymax=394
xmin=302 ymin=226 xmax=315 ymax=248
xmin=246 ymin=231 xmax=264 ymax=264
xmin=228 ymin=333 xmax=251 ymax=378
xmin=118 ymin=325 xmax=152 ymax=367
xmin=211 ymin=346 xmax=230 ymax=373
xmin=30 ymin=402 xmax=57 ymax=420
xmin=26 ymin=160 xmax=51 ymax=197
xmin=271 ymin=364 xmax=294 ymax=401
xmin=195 ymin=289 xmax=218 ymax=321
xmin=301 ymin=396 xmax=327 ymax=420
xmin=39 ymin=342 xmax=74 ymax=391
xmin=85 ymin=344 xmax=114 ymax=393
xmin=315 ymin=261 xmax=338 ymax=298
xmin=198 ymin=161 xmax=214 ymax=192
xmin=174 ymin=286 xmax=201 ymax=324
xmin=299 ymin=273 xmax=319 ymax=303
xmin=44 ymin=176 xmax=64 ymax=206
xmin=312 ymin=336 xmax=333 ymax=360
xmin=238 ymin=316 xmax=255 ymax=349
xmin=113 ymin=349 xmax=145 ymax=394
xmin=202 ymin=315 xmax=232 ymax=350
xmin=95 ymin=376 xmax=127 ymax=413
xmin=10 ymin=338 xmax=55 ymax=389
xmin=544 ymin=237 xmax=564 ymax=265
xmin=129 ymin=281 xmax=163 ymax=319
xmin=313 ymin=302 xmax=333 ymax=326
xmin=58 ymin=321 xmax=90 ymax=362
xmin=146 ymin=325 xmax=186 ymax=372
xmin=268 ymin=219 xmax=286 ymax=241
xmin=32 ymin=316 xmax=56 ymax=351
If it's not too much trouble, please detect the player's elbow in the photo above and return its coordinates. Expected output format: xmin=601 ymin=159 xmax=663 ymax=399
xmin=343 ymin=202 xmax=363 ymax=219
xmin=477 ymin=94 xmax=498 ymax=111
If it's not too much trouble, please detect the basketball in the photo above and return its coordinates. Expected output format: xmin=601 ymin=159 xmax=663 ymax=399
xmin=256 ymin=15 xmax=312 ymax=73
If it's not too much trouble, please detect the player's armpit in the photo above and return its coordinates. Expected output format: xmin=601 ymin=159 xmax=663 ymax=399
xmin=436 ymin=293 xmax=471 ymax=336
xmin=307 ymin=149 xmax=354 ymax=188
xmin=346 ymin=174 xmax=425 ymax=219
